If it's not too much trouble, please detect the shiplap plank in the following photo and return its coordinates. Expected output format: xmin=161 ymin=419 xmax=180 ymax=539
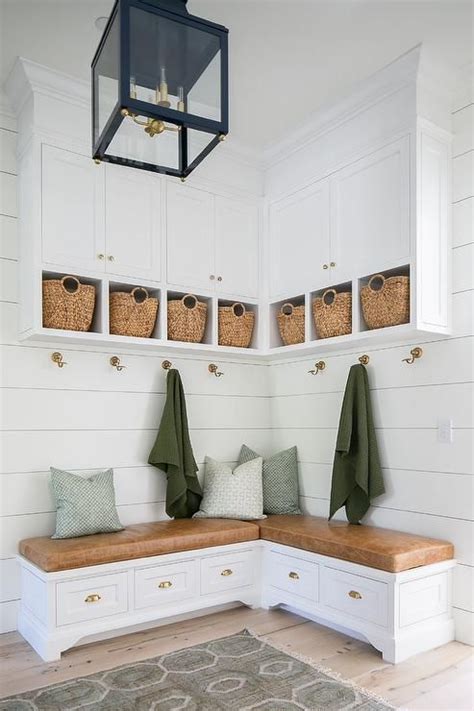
xmin=0 ymin=600 xmax=19 ymax=634
xmin=0 ymin=258 xmax=17 ymax=302
xmin=453 ymin=104 xmax=474 ymax=157
xmin=0 ymin=216 xmax=17 ymax=260
xmin=300 ymin=496 xmax=474 ymax=565
xmin=454 ymin=565 xmax=474 ymax=613
xmin=0 ymin=173 xmax=16 ymax=217
xmin=271 ymin=383 xmax=474 ymax=430
xmin=298 ymin=464 xmax=474 ymax=521
xmin=0 ymin=345 xmax=270 ymax=396
xmin=0 ymin=428 xmax=274 ymax=474
xmin=0 ymin=303 xmax=18 ymax=344
xmin=452 ymin=608 xmax=474 ymax=646
xmin=452 ymin=290 xmax=474 ymax=336
xmin=0 ymin=129 xmax=16 ymax=175
xmin=0 ymin=559 xmax=20 ymax=604
xmin=453 ymin=197 xmax=474 ymax=249
xmin=453 ymin=242 xmax=474 ymax=293
xmin=272 ymin=427 xmax=473 ymax=474
xmin=453 ymin=151 xmax=474 ymax=203
xmin=269 ymin=338 xmax=474 ymax=396
xmin=0 ymin=389 xmax=272 ymax=431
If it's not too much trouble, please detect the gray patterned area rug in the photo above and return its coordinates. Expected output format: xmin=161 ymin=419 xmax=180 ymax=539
xmin=1 ymin=629 xmax=394 ymax=710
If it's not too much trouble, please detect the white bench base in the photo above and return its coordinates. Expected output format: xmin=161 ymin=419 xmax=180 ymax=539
xmin=17 ymin=539 xmax=455 ymax=664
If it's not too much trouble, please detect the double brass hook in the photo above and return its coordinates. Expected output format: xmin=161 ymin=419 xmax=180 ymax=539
xmin=209 ymin=363 xmax=224 ymax=378
xmin=402 ymin=347 xmax=423 ymax=365
xmin=51 ymin=352 xmax=67 ymax=368
xmin=110 ymin=356 xmax=126 ymax=372
xmin=308 ymin=361 xmax=325 ymax=375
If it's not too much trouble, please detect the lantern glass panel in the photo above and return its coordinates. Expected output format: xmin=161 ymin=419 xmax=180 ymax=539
xmin=187 ymin=128 xmax=216 ymax=165
xmin=93 ymin=10 xmax=120 ymax=145
xmin=106 ymin=116 xmax=180 ymax=172
xmin=129 ymin=6 xmax=222 ymax=122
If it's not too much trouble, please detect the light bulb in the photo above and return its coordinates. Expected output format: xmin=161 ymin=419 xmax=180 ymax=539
xmin=177 ymin=86 xmax=185 ymax=112
xmin=158 ymin=65 xmax=170 ymax=107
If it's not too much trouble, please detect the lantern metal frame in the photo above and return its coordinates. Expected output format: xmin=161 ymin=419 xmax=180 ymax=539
xmin=91 ymin=0 xmax=229 ymax=178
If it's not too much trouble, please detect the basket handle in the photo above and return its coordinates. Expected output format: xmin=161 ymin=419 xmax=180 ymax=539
xmin=182 ymin=294 xmax=198 ymax=310
xmin=280 ymin=303 xmax=294 ymax=316
xmin=368 ymin=274 xmax=386 ymax=292
xmin=322 ymin=289 xmax=337 ymax=306
xmin=131 ymin=287 xmax=149 ymax=304
xmin=232 ymin=303 xmax=246 ymax=317
xmin=61 ymin=275 xmax=80 ymax=294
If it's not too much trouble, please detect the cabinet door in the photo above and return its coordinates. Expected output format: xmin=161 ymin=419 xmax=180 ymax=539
xmin=269 ymin=180 xmax=330 ymax=299
xmin=105 ymin=165 xmax=161 ymax=281
xmin=42 ymin=145 xmax=105 ymax=271
xmin=215 ymin=196 xmax=259 ymax=299
xmin=330 ymin=136 xmax=410 ymax=281
xmin=166 ymin=183 xmax=214 ymax=291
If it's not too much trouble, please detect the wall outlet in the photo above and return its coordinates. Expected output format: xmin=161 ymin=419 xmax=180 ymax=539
xmin=437 ymin=418 xmax=453 ymax=444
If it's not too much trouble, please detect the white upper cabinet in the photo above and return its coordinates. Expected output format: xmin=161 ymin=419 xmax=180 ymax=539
xmin=105 ymin=165 xmax=161 ymax=281
xmin=269 ymin=180 xmax=330 ymax=298
xmin=41 ymin=145 xmax=105 ymax=271
xmin=330 ymin=136 xmax=410 ymax=282
xmin=215 ymin=196 xmax=259 ymax=298
xmin=166 ymin=182 xmax=214 ymax=292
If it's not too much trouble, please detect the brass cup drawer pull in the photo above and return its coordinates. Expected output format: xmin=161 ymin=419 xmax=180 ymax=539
xmin=158 ymin=581 xmax=173 ymax=589
xmin=288 ymin=571 xmax=300 ymax=580
xmin=348 ymin=590 xmax=362 ymax=600
xmin=221 ymin=569 xmax=233 ymax=577
xmin=84 ymin=593 xmax=101 ymax=604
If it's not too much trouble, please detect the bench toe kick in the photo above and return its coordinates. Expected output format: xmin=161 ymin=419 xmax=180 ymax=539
xmin=17 ymin=539 xmax=455 ymax=664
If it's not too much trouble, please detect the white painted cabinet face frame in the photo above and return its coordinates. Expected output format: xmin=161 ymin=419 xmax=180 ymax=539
xmin=17 ymin=539 xmax=454 ymax=665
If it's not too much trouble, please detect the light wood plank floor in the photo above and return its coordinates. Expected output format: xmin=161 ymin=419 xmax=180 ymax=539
xmin=0 ymin=607 xmax=472 ymax=709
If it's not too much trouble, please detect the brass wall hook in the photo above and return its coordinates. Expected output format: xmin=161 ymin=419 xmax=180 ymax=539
xmin=162 ymin=360 xmax=172 ymax=370
xmin=358 ymin=354 xmax=370 ymax=365
xmin=402 ymin=347 xmax=423 ymax=365
xmin=51 ymin=352 xmax=67 ymax=368
xmin=209 ymin=363 xmax=224 ymax=378
xmin=308 ymin=361 xmax=325 ymax=375
xmin=110 ymin=356 xmax=126 ymax=372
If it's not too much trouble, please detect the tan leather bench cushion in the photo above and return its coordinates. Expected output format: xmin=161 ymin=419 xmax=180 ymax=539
xmin=19 ymin=519 xmax=260 ymax=573
xmin=258 ymin=515 xmax=454 ymax=573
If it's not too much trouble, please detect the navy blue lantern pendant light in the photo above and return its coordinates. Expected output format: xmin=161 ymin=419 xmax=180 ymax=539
xmin=91 ymin=0 xmax=229 ymax=179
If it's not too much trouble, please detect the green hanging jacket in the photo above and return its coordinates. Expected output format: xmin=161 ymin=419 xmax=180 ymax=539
xmin=329 ymin=364 xmax=384 ymax=524
xmin=148 ymin=369 xmax=202 ymax=519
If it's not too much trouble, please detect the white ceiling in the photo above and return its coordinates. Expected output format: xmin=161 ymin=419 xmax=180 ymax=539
xmin=1 ymin=0 xmax=472 ymax=150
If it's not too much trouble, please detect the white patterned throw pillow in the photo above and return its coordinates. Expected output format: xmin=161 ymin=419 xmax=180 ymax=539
xmin=193 ymin=456 xmax=265 ymax=520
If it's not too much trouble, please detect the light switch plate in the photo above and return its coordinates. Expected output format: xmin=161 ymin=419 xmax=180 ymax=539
xmin=437 ymin=418 xmax=453 ymax=444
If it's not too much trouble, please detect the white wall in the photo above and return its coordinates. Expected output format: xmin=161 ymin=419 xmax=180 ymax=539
xmin=0 ymin=100 xmax=271 ymax=632
xmin=267 ymin=81 xmax=474 ymax=645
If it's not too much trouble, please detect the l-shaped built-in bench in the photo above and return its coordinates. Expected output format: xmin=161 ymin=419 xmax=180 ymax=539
xmin=17 ymin=515 xmax=455 ymax=664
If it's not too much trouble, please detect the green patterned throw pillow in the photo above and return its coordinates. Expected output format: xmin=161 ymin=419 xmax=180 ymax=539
xmin=50 ymin=467 xmax=124 ymax=539
xmin=193 ymin=456 xmax=265 ymax=520
xmin=238 ymin=445 xmax=301 ymax=515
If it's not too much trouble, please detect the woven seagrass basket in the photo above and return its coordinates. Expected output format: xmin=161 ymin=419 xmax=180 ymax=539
xmin=312 ymin=288 xmax=352 ymax=339
xmin=42 ymin=275 xmax=96 ymax=332
xmin=168 ymin=294 xmax=207 ymax=343
xmin=109 ymin=287 xmax=158 ymax=338
xmin=277 ymin=302 xmax=305 ymax=346
xmin=360 ymin=273 xmax=410 ymax=329
xmin=218 ymin=303 xmax=255 ymax=348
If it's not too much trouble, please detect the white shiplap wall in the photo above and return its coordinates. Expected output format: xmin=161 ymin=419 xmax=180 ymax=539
xmin=268 ymin=88 xmax=474 ymax=645
xmin=0 ymin=103 xmax=271 ymax=632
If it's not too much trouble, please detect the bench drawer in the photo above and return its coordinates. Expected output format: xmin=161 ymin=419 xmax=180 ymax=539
xmin=135 ymin=560 xmax=198 ymax=610
xmin=201 ymin=550 xmax=254 ymax=595
xmin=267 ymin=551 xmax=319 ymax=603
xmin=57 ymin=572 xmax=128 ymax=626
xmin=321 ymin=567 xmax=388 ymax=628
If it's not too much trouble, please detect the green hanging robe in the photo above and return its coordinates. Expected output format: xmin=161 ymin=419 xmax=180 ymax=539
xmin=329 ymin=364 xmax=384 ymax=524
xmin=148 ymin=369 xmax=202 ymax=519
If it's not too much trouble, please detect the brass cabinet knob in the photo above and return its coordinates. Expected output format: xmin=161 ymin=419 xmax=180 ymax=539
xmin=330 ymin=261 xmax=336 ymax=267
xmin=288 ymin=571 xmax=299 ymax=580
xmin=348 ymin=590 xmax=362 ymax=599
xmin=158 ymin=581 xmax=173 ymax=589
xmin=217 ymin=276 xmax=222 ymax=282
xmin=210 ymin=274 xmax=215 ymax=280
xmin=221 ymin=569 xmax=233 ymax=577
xmin=84 ymin=593 xmax=101 ymax=603
xmin=108 ymin=255 xmax=115 ymax=262
xmin=97 ymin=253 xmax=105 ymax=260
xmin=323 ymin=264 xmax=329 ymax=269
